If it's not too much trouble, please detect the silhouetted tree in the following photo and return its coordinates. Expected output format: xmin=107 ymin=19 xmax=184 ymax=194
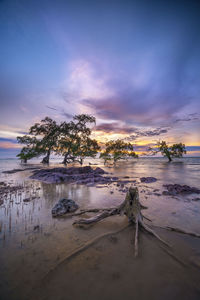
xmin=17 ymin=135 xmax=45 ymax=163
xmin=148 ymin=141 xmax=186 ymax=162
xmin=58 ymin=114 xmax=100 ymax=165
xmin=17 ymin=117 xmax=60 ymax=163
xmin=100 ymin=139 xmax=138 ymax=164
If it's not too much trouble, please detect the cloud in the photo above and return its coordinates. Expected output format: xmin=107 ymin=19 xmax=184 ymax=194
xmin=174 ymin=113 xmax=200 ymax=123
xmin=0 ymin=125 xmax=26 ymax=139
xmin=95 ymin=123 xmax=135 ymax=134
xmin=78 ymin=53 xmax=199 ymax=127
xmin=94 ymin=122 xmax=169 ymax=139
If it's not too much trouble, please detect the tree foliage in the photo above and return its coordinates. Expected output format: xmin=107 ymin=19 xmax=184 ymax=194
xmin=17 ymin=114 xmax=100 ymax=164
xmin=17 ymin=117 xmax=60 ymax=163
xmin=100 ymin=139 xmax=138 ymax=164
xmin=58 ymin=114 xmax=99 ymax=165
xmin=149 ymin=141 xmax=186 ymax=162
xmin=16 ymin=135 xmax=45 ymax=163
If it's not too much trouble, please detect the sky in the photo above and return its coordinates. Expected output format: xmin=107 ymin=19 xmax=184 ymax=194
xmin=0 ymin=0 xmax=200 ymax=157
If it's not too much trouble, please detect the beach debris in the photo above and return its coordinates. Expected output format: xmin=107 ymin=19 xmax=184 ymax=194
xmin=30 ymin=166 xmax=115 ymax=185
xmin=72 ymin=187 xmax=169 ymax=257
xmin=69 ymin=187 xmax=200 ymax=262
xmin=162 ymin=184 xmax=200 ymax=195
xmin=52 ymin=198 xmax=79 ymax=217
xmin=140 ymin=177 xmax=157 ymax=183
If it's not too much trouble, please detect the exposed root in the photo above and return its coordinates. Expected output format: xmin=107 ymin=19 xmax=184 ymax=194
xmin=61 ymin=208 xmax=116 ymax=218
xmin=73 ymin=208 xmax=119 ymax=226
xmin=152 ymin=225 xmax=200 ymax=239
xmin=142 ymin=214 xmax=152 ymax=222
xmin=140 ymin=204 xmax=148 ymax=210
xmin=73 ymin=187 xmax=169 ymax=255
xmin=42 ymin=225 xmax=129 ymax=280
xmin=69 ymin=187 xmax=200 ymax=261
xmin=139 ymin=220 xmax=170 ymax=247
xmin=134 ymin=218 xmax=139 ymax=257
xmin=158 ymin=244 xmax=188 ymax=267
xmin=166 ymin=226 xmax=200 ymax=238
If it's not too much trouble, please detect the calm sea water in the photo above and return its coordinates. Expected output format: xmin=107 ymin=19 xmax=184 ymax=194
xmin=0 ymin=157 xmax=200 ymax=299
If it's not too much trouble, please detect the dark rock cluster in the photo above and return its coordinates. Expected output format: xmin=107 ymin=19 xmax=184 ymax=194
xmin=140 ymin=177 xmax=157 ymax=183
xmin=30 ymin=166 xmax=115 ymax=185
xmin=163 ymin=184 xmax=200 ymax=195
xmin=52 ymin=198 xmax=79 ymax=217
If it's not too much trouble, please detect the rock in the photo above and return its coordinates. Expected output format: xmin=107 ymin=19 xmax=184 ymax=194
xmin=23 ymin=198 xmax=31 ymax=202
xmin=52 ymin=198 xmax=79 ymax=217
xmin=163 ymin=184 xmax=200 ymax=195
xmin=94 ymin=167 xmax=106 ymax=174
xmin=34 ymin=225 xmax=40 ymax=231
xmin=112 ymin=177 xmax=119 ymax=181
xmin=30 ymin=166 xmax=110 ymax=186
xmin=192 ymin=198 xmax=200 ymax=201
xmin=140 ymin=177 xmax=157 ymax=183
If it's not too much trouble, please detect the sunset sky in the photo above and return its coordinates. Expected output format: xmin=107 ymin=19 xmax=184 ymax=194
xmin=0 ymin=0 xmax=200 ymax=157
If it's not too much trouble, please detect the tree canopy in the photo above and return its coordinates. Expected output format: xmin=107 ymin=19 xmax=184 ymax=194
xmin=17 ymin=114 xmax=100 ymax=165
xmin=100 ymin=139 xmax=138 ymax=164
xmin=148 ymin=141 xmax=186 ymax=162
xmin=58 ymin=114 xmax=100 ymax=165
xmin=17 ymin=117 xmax=60 ymax=163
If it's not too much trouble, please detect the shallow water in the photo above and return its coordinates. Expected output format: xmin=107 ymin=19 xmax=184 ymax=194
xmin=0 ymin=157 xmax=200 ymax=299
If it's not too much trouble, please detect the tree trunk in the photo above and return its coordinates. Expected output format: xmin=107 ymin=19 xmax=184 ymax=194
xmin=73 ymin=187 xmax=169 ymax=256
xmin=164 ymin=150 xmax=172 ymax=162
xmin=42 ymin=150 xmax=50 ymax=164
xmin=167 ymin=155 xmax=172 ymax=162
xmin=62 ymin=153 xmax=68 ymax=165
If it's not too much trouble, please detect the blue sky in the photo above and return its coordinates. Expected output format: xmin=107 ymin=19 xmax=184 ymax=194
xmin=0 ymin=0 xmax=200 ymax=156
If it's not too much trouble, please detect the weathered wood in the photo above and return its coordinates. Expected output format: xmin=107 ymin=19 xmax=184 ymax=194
xmin=73 ymin=187 xmax=170 ymax=256
xmin=73 ymin=208 xmax=118 ymax=226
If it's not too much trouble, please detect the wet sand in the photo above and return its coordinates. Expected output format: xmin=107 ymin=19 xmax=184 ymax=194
xmin=1 ymin=158 xmax=200 ymax=300
xmin=29 ymin=225 xmax=200 ymax=300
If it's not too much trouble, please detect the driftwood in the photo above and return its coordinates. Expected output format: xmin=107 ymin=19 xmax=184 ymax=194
xmin=73 ymin=187 xmax=170 ymax=257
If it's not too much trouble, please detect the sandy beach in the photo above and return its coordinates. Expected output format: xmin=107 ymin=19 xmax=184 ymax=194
xmin=0 ymin=157 xmax=200 ymax=300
